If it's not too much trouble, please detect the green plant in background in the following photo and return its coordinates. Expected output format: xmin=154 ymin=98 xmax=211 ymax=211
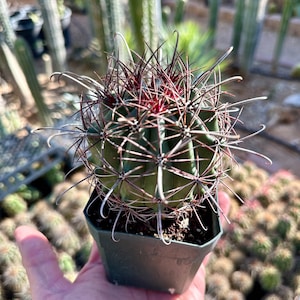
xmin=271 ymin=247 xmax=294 ymax=272
xmin=0 ymin=0 xmax=16 ymax=50
xmin=43 ymin=164 xmax=65 ymax=186
xmin=58 ymin=252 xmax=77 ymax=274
xmin=16 ymin=184 xmax=41 ymax=205
xmin=65 ymin=0 xmax=86 ymax=12
xmin=0 ymin=0 xmax=52 ymax=126
xmin=1 ymin=194 xmax=27 ymax=217
xmin=75 ymin=241 xmax=93 ymax=268
xmin=163 ymin=21 xmax=225 ymax=72
xmin=275 ymin=214 xmax=294 ymax=238
xmin=207 ymin=0 xmax=221 ymax=49
xmin=14 ymin=38 xmax=53 ymax=126
xmin=85 ymin=0 xmax=124 ymax=73
xmin=86 ymin=0 xmax=165 ymax=73
xmin=238 ymin=0 xmax=268 ymax=75
xmin=272 ymin=0 xmax=298 ymax=73
xmin=231 ymin=0 xmax=245 ymax=65
xmin=259 ymin=265 xmax=282 ymax=292
xmin=0 ymin=158 xmax=299 ymax=297
xmin=173 ymin=0 xmax=187 ymax=25
xmin=2 ymin=264 xmax=29 ymax=296
xmin=128 ymin=0 xmax=161 ymax=56
xmin=0 ymin=241 xmax=22 ymax=270
xmin=207 ymin=167 xmax=300 ymax=298
xmin=291 ymin=63 xmax=300 ymax=78
xmin=0 ymin=0 xmax=36 ymax=109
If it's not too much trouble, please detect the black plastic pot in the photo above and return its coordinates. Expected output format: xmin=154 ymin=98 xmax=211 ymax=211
xmin=10 ymin=5 xmax=44 ymax=57
xmin=84 ymin=191 xmax=223 ymax=294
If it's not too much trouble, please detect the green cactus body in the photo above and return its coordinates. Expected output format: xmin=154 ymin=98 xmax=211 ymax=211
xmin=271 ymin=247 xmax=294 ymax=272
xmin=58 ymin=252 xmax=76 ymax=274
xmin=2 ymin=264 xmax=29 ymax=294
xmin=14 ymin=37 xmax=53 ymax=126
xmin=276 ymin=215 xmax=294 ymax=238
xmin=50 ymin=42 xmax=269 ymax=238
xmin=259 ymin=265 xmax=281 ymax=292
xmin=0 ymin=241 xmax=22 ymax=269
xmin=87 ymin=90 xmax=220 ymax=211
xmin=250 ymin=232 xmax=273 ymax=260
xmin=231 ymin=270 xmax=253 ymax=294
xmin=1 ymin=194 xmax=27 ymax=217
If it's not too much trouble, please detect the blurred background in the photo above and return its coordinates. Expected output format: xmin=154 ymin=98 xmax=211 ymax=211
xmin=0 ymin=1 xmax=300 ymax=299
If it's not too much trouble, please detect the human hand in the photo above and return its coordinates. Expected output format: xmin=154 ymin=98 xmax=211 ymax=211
xmin=15 ymin=191 xmax=230 ymax=300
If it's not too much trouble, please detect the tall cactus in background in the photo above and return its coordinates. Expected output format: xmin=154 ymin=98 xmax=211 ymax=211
xmin=86 ymin=0 xmax=123 ymax=73
xmin=37 ymin=0 xmax=67 ymax=72
xmin=104 ymin=0 xmax=123 ymax=54
xmin=0 ymin=40 xmax=36 ymax=109
xmin=0 ymin=0 xmax=16 ymax=50
xmin=86 ymin=0 xmax=109 ymax=72
xmin=272 ymin=0 xmax=297 ymax=73
xmin=128 ymin=0 xmax=144 ymax=54
xmin=128 ymin=0 xmax=162 ymax=57
xmin=142 ymin=0 xmax=161 ymax=52
xmin=207 ymin=0 xmax=221 ymax=49
xmin=239 ymin=0 xmax=268 ymax=75
xmin=0 ymin=0 xmax=36 ymax=108
xmin=14 ymin=38 xmax=53 ymax=126
xmin=87 ymin=0 xmax=162 ymax=70
xmin=231 ymin=0 xmax=245 ymax=65
xmin=173 ymin=0 xmax=187 ymax=25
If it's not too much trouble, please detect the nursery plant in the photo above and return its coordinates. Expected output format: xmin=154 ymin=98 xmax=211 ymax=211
xmin=42 ymin=37 xmax=270 ymax=294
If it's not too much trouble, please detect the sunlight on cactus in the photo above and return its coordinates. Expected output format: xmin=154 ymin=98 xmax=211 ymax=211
xmin=43 ymin=38 xmax=271 ymax=242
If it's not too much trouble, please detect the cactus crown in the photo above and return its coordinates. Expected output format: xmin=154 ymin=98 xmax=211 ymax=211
xmin=49 ymin=40 xmax=270 ymax=241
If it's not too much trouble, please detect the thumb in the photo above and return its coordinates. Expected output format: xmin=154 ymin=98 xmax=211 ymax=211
xmin=218 ymin=190 xmax=231 ymax=226
xmin=15 ymin=225 xmax=70 ymax=296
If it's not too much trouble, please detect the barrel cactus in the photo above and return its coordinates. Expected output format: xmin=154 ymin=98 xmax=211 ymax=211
xmin=50 ymin=40 xmax=269 ymax=242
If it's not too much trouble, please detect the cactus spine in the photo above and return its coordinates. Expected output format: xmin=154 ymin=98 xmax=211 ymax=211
xmin=48 ymin=39 xmax=270 ymax=243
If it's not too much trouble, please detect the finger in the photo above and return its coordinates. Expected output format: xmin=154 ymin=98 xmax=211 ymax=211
xmin=202 ymin=191 xmax=230 ymax=268
xmin=87 ymin=241 xmax=101 ymax=264
xmin=15 ymin=226 xmax=70 ymax=295
xmin=218 ymin=190 xmax=231 ymax=225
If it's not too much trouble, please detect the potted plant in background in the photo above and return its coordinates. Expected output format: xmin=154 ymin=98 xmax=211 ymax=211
xmin=9 ymin=5 xmax=44 ymax=58
xmin=45 ymin=39 xmax=270 ymax=294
